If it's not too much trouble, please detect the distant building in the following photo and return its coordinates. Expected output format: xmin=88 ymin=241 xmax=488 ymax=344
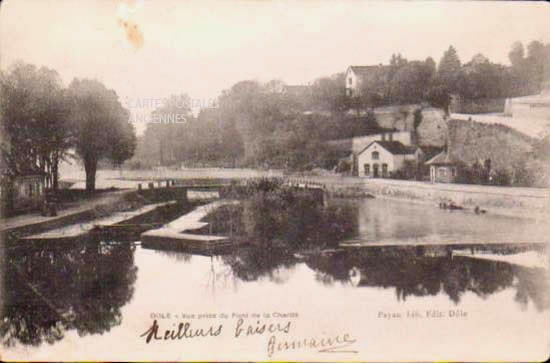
xmin=356 ymin=140 xmax=422 ymax=178
xmin=345 ymin=65 xmax=387 ymax=97
xmin=504 ymin=84 xmax=550 ymax=120
xmin=330 ymin=129 xmax=442 ymax=177
xmin=425 ymin=151 xmax=459 ymax=183
xmin=1 ymin=174 xmax=46 ymax=215
xmin=0 ymin=126 xmax=45 ymax=216
xmin=450 ymin=94 xmax=506 ymax=114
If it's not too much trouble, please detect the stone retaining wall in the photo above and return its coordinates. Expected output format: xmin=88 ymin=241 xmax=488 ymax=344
xmin=291 ymin=176 xmax=550 ymax=220
xmin=361 ymin=179 xmax=549 ymax=219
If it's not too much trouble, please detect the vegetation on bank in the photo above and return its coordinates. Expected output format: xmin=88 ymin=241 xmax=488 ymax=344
xmin=131 ymin=40 xmax=550 ymax=173
xmin=197 ymin=178 xmax=357 ymax=249
xmin=0 ymin=63 xmax=137 ymax=193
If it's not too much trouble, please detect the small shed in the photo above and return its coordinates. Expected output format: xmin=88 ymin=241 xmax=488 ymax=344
xmin=1 ymin=173 xmax=46 ymax=216
xmin=425 ymin=151 xmax=459 ymax=183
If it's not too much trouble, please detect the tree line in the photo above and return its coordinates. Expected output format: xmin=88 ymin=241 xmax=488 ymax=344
xmin=135 ymin=40 xmax=549 ymax=171
xmin=132 ymin=82 xmax=365 ymax=171
xmin=351 ymin=40 xmax=550 ymax=112
xmin=0 ymin=62 xmax=137 ymax=192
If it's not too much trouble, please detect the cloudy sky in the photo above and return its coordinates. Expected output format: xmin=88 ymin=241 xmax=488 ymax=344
xmin=1 ymin=0 xmax=549 ymax=134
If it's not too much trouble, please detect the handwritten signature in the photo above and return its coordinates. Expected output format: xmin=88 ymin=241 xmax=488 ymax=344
xmin=266 ymin=333 xmax=358 ymax=357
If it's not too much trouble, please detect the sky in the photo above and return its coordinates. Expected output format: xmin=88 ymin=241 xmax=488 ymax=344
xmin=1 ymin=0 xmax=549 ymax=134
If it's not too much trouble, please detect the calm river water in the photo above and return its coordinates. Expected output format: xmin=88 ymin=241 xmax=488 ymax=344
xmin=1 ymin=197 xmax=549 ymax=360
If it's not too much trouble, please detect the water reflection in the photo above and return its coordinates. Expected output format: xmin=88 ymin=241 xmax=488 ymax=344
xmin=1 ymin=195 xmax=549 ymax=350
xmin=194 ymin=192 xmax=358 ymax=249
xmin=0 ymin=239 xmax=137 ymax=347
xmin=304 ymin=248 xmax=549 ymax=310
xmin=221 ymin=247 xmax=297 ymax=283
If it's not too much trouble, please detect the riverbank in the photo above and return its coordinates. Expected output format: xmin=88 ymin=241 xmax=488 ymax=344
xmin=0 ymin=190 xmax=131 ymax=236
xmin=0 ymin=186 xmax=191 ymax=244
xmin=290 ymin=175 xmax=550 ymax=221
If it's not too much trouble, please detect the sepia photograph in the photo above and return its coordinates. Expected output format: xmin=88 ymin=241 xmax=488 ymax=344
xmin=0 ymin=0 xmax=549 ymax=361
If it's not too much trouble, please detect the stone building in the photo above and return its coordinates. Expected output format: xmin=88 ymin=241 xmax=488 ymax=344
xmin=504 ymin=84 xmax=550 ymax=120
xmin=425 ymin=151 xmax=459 ymax=183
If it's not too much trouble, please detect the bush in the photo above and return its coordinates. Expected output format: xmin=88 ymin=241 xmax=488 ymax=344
xmin=490 ymin=169 xmax=511 ymax=186
xmin=391 ymin=160 xmax=424 ymax=180
xmin=336 ymin=159 xmax=351 ymax=174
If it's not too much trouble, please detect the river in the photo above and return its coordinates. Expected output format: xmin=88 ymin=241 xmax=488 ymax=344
xmin=1 ymin=197 xmax=549 ymax=360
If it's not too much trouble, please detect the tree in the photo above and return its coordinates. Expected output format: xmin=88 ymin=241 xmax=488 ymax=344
xmin=218 ymin=80 xmax=299 ymax=161
xmin=0 ymin=62 xmax=72 ymax=191
xmin=458 ymin=60 xmax=511 ymax=99
xmin=425 ymin=84 xmax=451 ymax=115
xmin=425 ymin=57 xmax=437 ymax=78
xmin=309 ymin=73 xmax=348 ymax=113
xmin=110 ymin=117 xmax=137 ymax=167
xmin=508 ymin=41 xmax=525 ymax=68
xmin=67 ymin=79 xmax=135 ymax=192
xmin=389 ymin=60 xmax=436 ymax=104
xmin=525 ymin=40 xmax=546 ymax=93
xmin=437 ymin=46 xmax=462 ymax=92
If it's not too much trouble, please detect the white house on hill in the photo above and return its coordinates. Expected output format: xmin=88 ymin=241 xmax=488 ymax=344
xmin=345 ymin=65 xmax=387 ymax=97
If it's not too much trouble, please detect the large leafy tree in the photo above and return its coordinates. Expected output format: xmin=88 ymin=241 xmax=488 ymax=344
xmin=0 ymin=62 xmax=72 ymax=191
xmin=457 ymin=55 xmax=512 ymax=99
xmin=309 ymin=73 xmax=349 ymax=113
xmin=67 ymin=79 xmax=135 ymax=192
xmin=389 ymin=60 xmax=436 ymax=104
xmin=508 ymin=40 xmax=550 ymax=96
xmin=218 ymin=80 xmax=296 ymax=161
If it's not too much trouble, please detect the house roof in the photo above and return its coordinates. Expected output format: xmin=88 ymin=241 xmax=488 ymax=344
xmin=358 ymin=141 xmax=416 ymax=156
xmin=419 ymin=145 xmax=444 ymax=160
xmin=349 ymin=65 xmax=378 ymax=76
xmin=425 ymin=151 xmax=458 ymax=166
xmin=348 ymin=65 xmax=387 ymax=78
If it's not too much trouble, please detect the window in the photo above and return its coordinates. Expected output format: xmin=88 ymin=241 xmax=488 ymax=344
xmin=348 ymin=77 xmax=352 ymax=85
xmin=372 ymin=151 xmax=379 ymax=160
xmin=364 ymin=164 xmax=370 ymax=175
xmin=381 ymin=133 xmax=386 ymax=141
xmin=28 ymin=183 xmax=33 ymax=197
xmin=382 ymin=163 xmax=388 ymax=177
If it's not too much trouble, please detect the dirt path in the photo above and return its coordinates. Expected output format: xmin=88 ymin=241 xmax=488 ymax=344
xmin=0 ymin=190 xmax=129 ymax=233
